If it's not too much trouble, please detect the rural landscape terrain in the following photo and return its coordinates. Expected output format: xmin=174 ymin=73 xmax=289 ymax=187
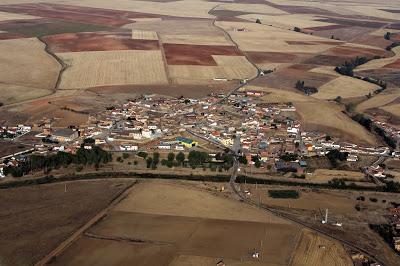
xmin=1 ymin=0 xmax=400 ymax=265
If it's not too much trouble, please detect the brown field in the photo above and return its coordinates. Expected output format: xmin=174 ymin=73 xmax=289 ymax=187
xmin=50 ymin=180 xmax=351 ymax=266
xmin=43 ymin=32 xmax=159 ymax=52
xmin=245 ymin=51 xmax=304 ymax=64
xmin=290 ymin=229 xmax=353 ymax=266
xmin=0 ymin=3 xmax=165 ymax=27
xmin=58 ymin=50 xmax=169 ymax=89
xmin=163 ymin=43 xmax=241 ymax=66
xmin=0 ymin=179 xmax=133 ymax=266
xmin=309 ymin=169 xmax=365 ymax=183
xmin=326 ymin=46 xmax=390 ymax=59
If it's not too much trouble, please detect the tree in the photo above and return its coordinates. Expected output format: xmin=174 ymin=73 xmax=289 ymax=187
xmin=167 ymin=152 xmax=175 ymax=162
xmin=176 ymin=152 xmax=185 ymax=165
xmin=293 ymin=27 xmax=301 ymax=32
xmin=146 ymin=157 xmax=153 ymax=168
xmin=334 ymin=96 xmax=342 ymax=103
xmin=153 ymin=152 xmax=160 ymax=166
xmin=255 ymin=18 xmax=261 ymax=24
xmin=137 ymin=151 xmax=148 ymax=159
xmin=238 ymin=156 xmax=248 ymax=165
xmin=122 ymin=153 xmax=130 ymax=159
xmin=384 ymin=32 xmax=391 ymax=40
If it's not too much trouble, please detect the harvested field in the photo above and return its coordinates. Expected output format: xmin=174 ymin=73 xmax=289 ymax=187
xmin=239 ymin=13 xmax=336 ymax=29
xmin=303 ymin=54 xmax=352 ymax=66
xmin=131 ymin=30 xmax=158 ymax=40
xmin=290 ymin=229 xmax=353 ymax=266
xmin=58 ymin=50 xmax=169 ymax=89
xmin=49 ymin=237 xmax=177 ymax=266
xmin=114 ymin=181 xmax=285 ymax=223
xmin=0 ymin=84 xmax=51 ymax=105
xmin=0 ymin=179 xmax=133 ymax=266
xmin=216 ymin=21 xmax=336 ymax=53
xmin=381 ymin=103 xmax=400 ymax=117
xmin=168 ymin=64 xmax=255 ymax=84
xmin=44 ymin=0 xmax=215 ymax=19
xmin=0 ymin=38 xmax=61 ymax=93
xmin=43 ymin=32 xmax=159 ymax=53
xmin=125 ymin=19 xmax=219 ymax=36
xmin=245 ymin=51 xmax=307 ymax=64
xmin=0 ymin=11 xmax=38 ymax=21
xmin=163 ymin=43 xmax=241 ymax=66
xmin=326 ymin=45 xmax=389 ymax=59
xmin=294 ymin=100 xmax=378 ymax=145
xmin=0 ymin=18 xmax=112 ymax=38
xmin=215 ymin=3 xmax=288 ymax=15
xmin=0 ymin=3 xmax=156 ymax=27
xmin=259 ymin=66 xmax=336 ymax=90
xmin=52 ymin=180 xmax=310 ymax=266
xmin=89 ymin=83 xmax=235 ymax=99
xmin=357 ymin=93 xmax=399 ymax=112
xmin=313 ymin=76 xmax=379 ymax=100
xmin=161 ymin=34 xmax=230 ymax=46
xmin=309 ymin=169 xmax=365 ymax=183
xmin=384 ymin=59 xmax=400 ymax=69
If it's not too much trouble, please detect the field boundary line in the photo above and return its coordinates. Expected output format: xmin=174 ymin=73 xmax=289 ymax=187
xmin=34 ymin=180 xmax=138 ymax=266
xmin=37 ymin=37 xmax=67 ymax=92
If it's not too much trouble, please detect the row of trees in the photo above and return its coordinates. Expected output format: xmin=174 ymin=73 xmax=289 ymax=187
xmin=351 ymin=113 xmax=397 ymax=149
xmin=4 ymin=146 xmax=112 ymax=177
xmin=334 ymin=56 xmax=370 ymax=77
xmin=295 ymin=80 xmax=318 ymax=95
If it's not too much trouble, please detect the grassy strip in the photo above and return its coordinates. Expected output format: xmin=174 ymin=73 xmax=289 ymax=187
xmin=0 ymin=171 xmax=398 ymax=193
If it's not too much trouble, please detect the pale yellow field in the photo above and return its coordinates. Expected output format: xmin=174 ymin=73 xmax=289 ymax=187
xmin=310 ymin=66 xmax=341 ymax=77
xmin=114 ymin=180 xmax=289 ymax=224
xmin=58 ymin=50 xmax=169 ymax=89
xmin=0 ymin=11 xmax=38 ymax=21
xmin=356 ymin=93 xmax=399 ymax=112
xmin=0 ymin=84 xmax=51 ymax=105
xmin=168 ymin=55 xmax=257 ymax=84
xmin=313 ymin=76 xmax=378 ymax=100
xmin=125 ymin=19 xmax=220 ymax=36
xmin=131 ymin=30 xmax=158 ymax=40
xmin=215 ymin=3 xmax=288 ymax=15
xmin=41 ymin=0 xmax=215 ymax=18
xmin=215 ymin=21 xmax=337 ymax=53
xmin=309 ymin=169 xmax=365 ymax=183
xmin=356 ymin=47 xmax=400 ymax=71
xmin=238 ymin=13 xmax=335 ymax=29
xmin=161 ymin=34 xmax=231 ymax=46
xmin=381 ymin=104 xmax=400 ymax=117
xmin=0 ymin=38 xmax=61 ymax=89
xmin=290 ymin=229 xmax=353 ymax=266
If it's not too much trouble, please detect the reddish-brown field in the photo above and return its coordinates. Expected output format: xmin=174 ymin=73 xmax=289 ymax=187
xmin=163 ymin=43 xmax=241 ymax=66
xmin=384 ymin=59 xmax=400 ymax=69
xmin=304 ymin=54 xmax=352 ymax=66
xmin=43 ymin=32 xmax=159 ymax=53
xmin=245 ymin=51 xmax=305 ymax=63
xmin=305 ymin=24 xmax=349 ymax=31
xmin=352 ymin=35 xmax=393 ymax=49
xmin=0 ymin=32 xmax=24 ymax=40
xmin=327 ymin=46 xmax=390 ymax=58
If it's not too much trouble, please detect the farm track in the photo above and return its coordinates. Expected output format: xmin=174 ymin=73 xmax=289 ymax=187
xmin=37 ymin=37 xmax=67 ymax=92
xmin=209 ymin=5 xmax=262 ymax=104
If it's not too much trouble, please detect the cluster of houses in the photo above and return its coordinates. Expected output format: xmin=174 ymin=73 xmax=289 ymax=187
xmin=389 ymin=207 xmax=400 ymax=252
xmin=1 ymin=91 xmax=400 ymax=178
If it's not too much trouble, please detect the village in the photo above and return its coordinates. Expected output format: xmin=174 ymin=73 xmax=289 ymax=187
xmin=0 ymin=90 xmax=398 ymax=180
